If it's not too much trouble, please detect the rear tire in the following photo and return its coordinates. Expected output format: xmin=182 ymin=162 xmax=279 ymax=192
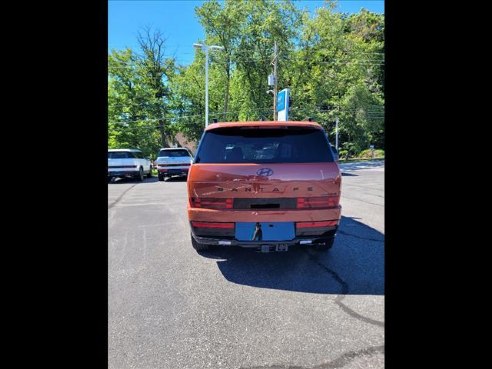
xmin=136 ymin=167 xmax=144 ymax=182
xmin=158 ymin=173 xmax=164 ymax=181
xmin=147 ymin=168 xmax=152 ymax=178
xmin=191 ymin=234 xmax=210 ymax=252
xmin=312 ymin=237 xmax=335 ymax=251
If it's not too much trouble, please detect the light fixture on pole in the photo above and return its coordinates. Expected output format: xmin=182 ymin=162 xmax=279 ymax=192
xmin=193 ymin=43 xmax=224 ymax=127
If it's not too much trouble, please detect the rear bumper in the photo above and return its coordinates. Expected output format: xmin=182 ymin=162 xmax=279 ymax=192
xmin=108 ymin=170 xmax=139 ymax=177
xmin=191 ymin=230 xmax=337 ymax=248
xmin=158 ymin=168 xmax=189 ymax=176
xmin=189 ymin=209 xmax=341 ymax=249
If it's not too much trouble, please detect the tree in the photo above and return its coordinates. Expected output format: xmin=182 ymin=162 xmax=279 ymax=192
xmin=195 ymin=0 xmax=246 ymax=120
xmin=136 ymin=28 xmax=176 ymax=149
xmin=108 ymin=1 xmax=385 ymax=157
xmin=284 ymin=3 xmax=384 ymax=152
xmin=108 ymin=29 xmax=176 ymax=157
xmin=168 ymin=61 xmax=206 ymax=142
xmin=194 ymin=0 xmax=303 ymax=123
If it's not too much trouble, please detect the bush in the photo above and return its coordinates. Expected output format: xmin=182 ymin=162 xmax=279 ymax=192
xmin=358 ymin=149 xmax=385 ymax=159
xmin=338 ymin=149 xmax=349 ymax=159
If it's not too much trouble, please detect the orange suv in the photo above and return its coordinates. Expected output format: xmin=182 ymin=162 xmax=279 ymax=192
xmin=187 ymin=121 xmax=341 ymax=253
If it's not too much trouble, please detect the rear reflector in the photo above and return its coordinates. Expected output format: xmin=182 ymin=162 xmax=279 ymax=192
xmin=296 ymin=220 xmax=338 ymax=228
xmin=190 ymin=198 xmax=233 ymax=209
xmin=191 ymin=221 xmax=234 ymax=229
xmin=297 ymin=196 xmax=339 ymax=209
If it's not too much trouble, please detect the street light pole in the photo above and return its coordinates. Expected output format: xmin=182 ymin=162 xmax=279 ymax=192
xmin=193 ymin=43 xmax=224 ymax=127
xmin=205 ymin=47 xmax=209 ymax=129
xmin=335 ymin=117 xmax=339 ymax=151
xmin=271 ymin=42 xmax=278 ymax=121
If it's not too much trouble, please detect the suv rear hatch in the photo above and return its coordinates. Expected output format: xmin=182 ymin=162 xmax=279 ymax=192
xmin=108 ymin=151 xmax=138 ymax=172
xmin=189 ymin=125 xmax=341 ymax=216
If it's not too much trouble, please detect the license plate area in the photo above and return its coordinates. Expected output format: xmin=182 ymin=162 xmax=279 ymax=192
xmin=275 ymin=244 xmax=289 ymax=252
xmin=259 ymin=244 xmax=289 ymax=253
xmin=235 ymin=222 xmax=295 ymax=242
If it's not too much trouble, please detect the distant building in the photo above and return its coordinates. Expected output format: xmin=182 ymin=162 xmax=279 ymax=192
xmin=173 ymin=132 xmax=197 ymax=154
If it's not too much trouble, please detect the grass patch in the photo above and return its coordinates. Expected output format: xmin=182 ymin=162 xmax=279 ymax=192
xmin=338 ymin=157 xmax=384 ymax=163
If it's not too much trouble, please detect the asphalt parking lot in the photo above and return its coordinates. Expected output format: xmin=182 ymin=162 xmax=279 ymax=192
xmin=108 ymin=161 xmax=384 ymax=369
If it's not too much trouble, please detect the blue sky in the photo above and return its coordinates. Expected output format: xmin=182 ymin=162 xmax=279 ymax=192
xmin=109 ymin=0 xmax=384 ymax=65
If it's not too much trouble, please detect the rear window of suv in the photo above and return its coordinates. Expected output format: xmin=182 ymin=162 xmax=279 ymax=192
xmin=108 ymin=151 xmax=137 ymax=159
xmin=157 ymin=149 xmax=191 ymax=158
xmin=195 ymin=127 xmax=334 ymax=164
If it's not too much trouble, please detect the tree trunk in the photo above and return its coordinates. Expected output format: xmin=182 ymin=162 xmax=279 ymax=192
xmin=224 ymin=58 xmax=230 ymax=121
xmin=159 ymin=120 xmax=168 ymax=148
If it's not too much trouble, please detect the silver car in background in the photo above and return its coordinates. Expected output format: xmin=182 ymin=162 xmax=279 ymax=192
xmin=155 ymin=148 xmax=194 ymax=181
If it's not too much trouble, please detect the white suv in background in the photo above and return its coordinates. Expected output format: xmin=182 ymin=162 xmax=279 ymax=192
xmin=108 ymin=149 xmax=152 ymax=182
xmin=154 ymin=148 xmax=193 ymax=181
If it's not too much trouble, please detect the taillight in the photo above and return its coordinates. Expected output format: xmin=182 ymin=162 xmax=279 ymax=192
xmin=191 ymin=221 xmax=234 ymax=229
xmin=296 ymin=220 xmax=338 ymax=228
xmin=190 ymin=197 xmax=233 ymax=209
xmin=296 ymin=196 xmax=339 ymax=209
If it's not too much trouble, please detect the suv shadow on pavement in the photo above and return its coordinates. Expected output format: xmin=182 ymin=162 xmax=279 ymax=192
xmin=108 ymin=176 xmax=158 ymax=184
xmin=200 ymin=216 xmax=384 ymax=295
xmin=163 ymin=176 xmax=188 ymax=182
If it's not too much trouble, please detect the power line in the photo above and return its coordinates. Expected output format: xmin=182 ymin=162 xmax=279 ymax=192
xmin=108 ymin=105 xmax=384 ymax=125
xmin=109 ymin=57 xmax=384 ymax=66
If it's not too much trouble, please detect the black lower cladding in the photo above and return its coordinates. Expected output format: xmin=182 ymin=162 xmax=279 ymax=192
xmin=164 ymin=168 xmax=189 ymax=176
xmin=108 ymin=171 xmax=136 ymax=177
xmin=191 ymin=221 xmax=337 ymax=244
xmin=296 ymin=226 xmax=338 ymax=237
xmin=233 ymin=198 xmax=297 ymax=209
xmin=190 ymin=223 xmax=235 ymax=238
xmin=192 ymin=234 xmax=335 ymax=247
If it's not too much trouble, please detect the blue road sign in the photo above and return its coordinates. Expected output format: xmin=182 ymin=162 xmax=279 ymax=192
xmin=277 ymin=88 xmax=289 ymax=121
xmin=277 ymin=90 xmax=286 ymax=112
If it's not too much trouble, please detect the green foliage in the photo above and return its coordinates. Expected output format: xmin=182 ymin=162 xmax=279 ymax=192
xmin=108 ymin=29 xmax=177 ymax=157
xmin=338 ymin=149 xmax=349 ymax=159
xmin=358 ymin=148 xmax=385 ymax=159
xmin=108 ymin=0 xmax=384 ymax=157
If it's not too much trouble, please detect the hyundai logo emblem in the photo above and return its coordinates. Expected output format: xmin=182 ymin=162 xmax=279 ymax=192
xmin=256 ymin=168 xmax=273 ymax=176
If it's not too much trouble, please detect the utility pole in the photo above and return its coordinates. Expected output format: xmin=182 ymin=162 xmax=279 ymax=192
xmin=272 ymin=42 xmax=278 ymax=121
